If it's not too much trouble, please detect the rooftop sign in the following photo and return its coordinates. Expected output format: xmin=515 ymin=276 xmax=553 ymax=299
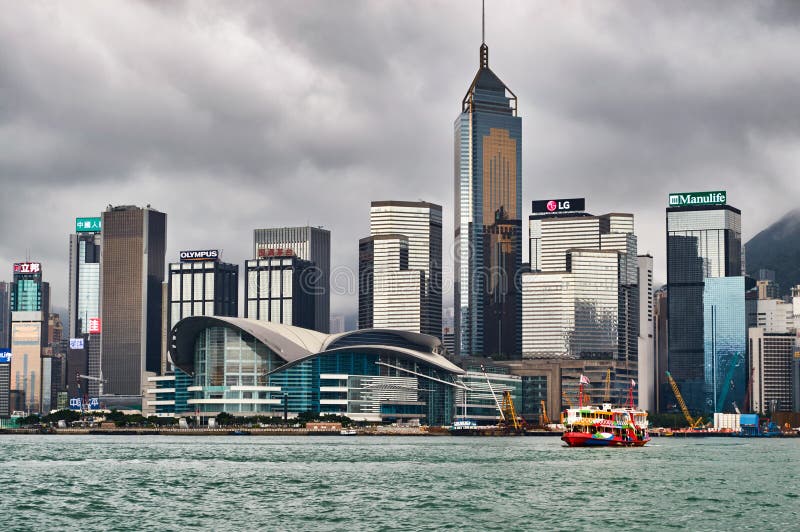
xmin=668 ymin=191 xmax=726 ymax=208
xmin=13 ymin=262 xmax=41 ymax=274
xmin=532 ymin=198 xmax=585 ymax=214
xmin=179 ymin=249 xmax=220 ymax=262
xmin=76 ymin=217 xmax=102 ymax=233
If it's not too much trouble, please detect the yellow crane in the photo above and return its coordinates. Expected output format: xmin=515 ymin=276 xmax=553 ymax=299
xmin=665 ymin=371 xmax=704 ymax=429
xmin=500 ymin=390 xmax=525 ymax=430
xmin=603 ymin=369 xmax=611 ymax=403
xmin=539 ymin=400 xmax=550 ymax=426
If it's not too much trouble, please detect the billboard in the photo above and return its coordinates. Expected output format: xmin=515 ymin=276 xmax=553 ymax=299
xmin=179 ymin=249 xmax=220 ymax=262
xmin=531 ymin=198 xmax=585 ymax=214
xmin=69 ymin=338 xmax=85 ymax=350
xmin=69 ymin=397 xmax=82 ymax=410
xmin=75 ymin=217 xmax=102 ymax=233
xmin=257 ymin=248 xmax=295 ymax=258
xmin=13 ymin=262 xmax=41 ymax=274
xmin=88 ymin=317 xmax=101 ymax=334
xmin=0 ymin=350 xmax=11 ymax=363
xmin=668 ymin=191 xmax=726 ymax=207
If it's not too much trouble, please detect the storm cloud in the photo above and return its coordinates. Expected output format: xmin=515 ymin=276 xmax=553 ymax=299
xmin=2 ymin=0 xmax=799 ymax=320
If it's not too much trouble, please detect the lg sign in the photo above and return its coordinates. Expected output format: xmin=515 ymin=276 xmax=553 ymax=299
xmin=533 ymin=198 xmax=585 ymax=214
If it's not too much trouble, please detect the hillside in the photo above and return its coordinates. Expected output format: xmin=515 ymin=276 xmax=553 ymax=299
xmin=745 ymin=209 xmax=800 ymax=295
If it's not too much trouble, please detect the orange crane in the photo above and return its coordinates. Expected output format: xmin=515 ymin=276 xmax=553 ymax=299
xmin=603 ymin=369 xmax=611 ymax=403
xmin=666 ymin=371 xmax=704 ymax=429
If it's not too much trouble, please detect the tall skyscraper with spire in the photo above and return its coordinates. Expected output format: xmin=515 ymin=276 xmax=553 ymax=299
xmin=454 ymin=7 xmax=522 ymax=358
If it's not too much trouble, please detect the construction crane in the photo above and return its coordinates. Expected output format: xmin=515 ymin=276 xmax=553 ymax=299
xmin=665 ymin=371 xmax=703 ymax=429
xmin=603 ymin=369 xmax=611 ymax=403
xmin=78 ymin=373 xmax=107 ymax=396
xmin=500 ymin=390 xmax=525 ymax=430
xmin=539 ymin=400 xmax=550 ymax=426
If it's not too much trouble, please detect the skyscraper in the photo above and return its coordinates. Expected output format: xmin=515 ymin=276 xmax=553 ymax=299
xmin=637 ymin=255 xmax=655 ymax=411
xmin=253 ymin=226 xmax=330 ymax=333
xmin=100 ymin=205 xmax=166 ymax=399
xmin=244 ymin=251 xmax=316 ymax=329
xmin=454 ymin=19 xmax=522 ymax=357
xmin=167 ymin=250 xmax=238 ymax=331
xmin=68 ymin=217 xmax=102 ymax=396
xmin=9 ymin=261 xmax=49 ymax=413
xmin=520 ymin=202 xmax=639 ymax=405
xmin=666 ymin=191 xmax=742 ymax=412
xmin=360 ymin=201 xmax=442 ymax=336
xmin=0 ymin=282 xmax=9 ymax=348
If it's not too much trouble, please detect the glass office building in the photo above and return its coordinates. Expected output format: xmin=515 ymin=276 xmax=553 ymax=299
xmin=244 ymin=254 xmax=315 ymax=330
xmin=454 ymin=37 xmax=522 ymax=358
xmin=666 ymin=202 xmax=741 ymax=412
xmin=68 ymin=224 xmax=102 ymax=397
xmin=703 ymin=277 xmax=746 ymax=413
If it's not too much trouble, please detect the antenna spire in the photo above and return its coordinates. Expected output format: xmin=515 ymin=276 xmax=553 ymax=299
xmin=479 ymin=0 xmax=488 ymax=68
xmin=482 ymin=0 xmax=485 ymax=44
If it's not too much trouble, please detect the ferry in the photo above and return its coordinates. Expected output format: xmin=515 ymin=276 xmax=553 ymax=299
xmin=561 ymin=403 xmax=650 ymax=447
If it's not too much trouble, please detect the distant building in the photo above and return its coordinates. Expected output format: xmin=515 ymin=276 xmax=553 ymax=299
xmin=167 ymin=251 xmax=238 ymax=331
xmin=100 ymin=205 xmax=167 ymax=400
xmin=329 ymin=315 xmax=346 ymax=334
xmin=253 ymin=226 xmax=330 ymax=333
xmin=750 ymin=328 xmax=795 ymax=413
xmin=442 ymin=327 xmax=455 ymax=355
xmin=757 ymin=279 xmax=780 ymax=300
xmin=666 ymin=191 xmax=742 ymax=412
xmin=9 ymin=261 xmax=49 ymax=413
xmin=755 ymin=298 xmax=795 ymax=332
xmin=638 ymin=255 xmax=655 ymax=411
xmin=653 ymin=288 xmax=669 ymax=412
xmin=68 ymin=218 xmax=102 ymax=396
xmin=244 ymin=253 xmax=315 ymax=329
xmin=0 ymin=282 xmax=9 ymax=348
xmin=361 ymin=201 xmax=442 ymax=338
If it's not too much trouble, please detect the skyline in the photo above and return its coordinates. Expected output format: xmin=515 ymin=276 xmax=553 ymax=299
xmin=3 ymin=1 xmax=800 ymax=317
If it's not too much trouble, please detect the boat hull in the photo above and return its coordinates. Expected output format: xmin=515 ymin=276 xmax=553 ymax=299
xmin=561 ymin=431 xmax=649 ymax=447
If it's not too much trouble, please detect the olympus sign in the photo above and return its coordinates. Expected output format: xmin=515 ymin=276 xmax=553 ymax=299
xmin=179 ymin=249 xmax=220 ymax=262
xmin=668 ymin=191 xmax=726 ymax=207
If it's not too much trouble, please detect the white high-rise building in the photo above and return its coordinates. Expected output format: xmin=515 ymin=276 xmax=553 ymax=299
xmin=521 ymin=203 xmax=639 ymax=405
xmin=359 ymin=201 xmax=442 ymax=337
xmin=637 ymin=255 xmax=654 ymax=411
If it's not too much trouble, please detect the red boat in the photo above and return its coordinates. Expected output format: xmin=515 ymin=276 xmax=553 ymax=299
xmin=560 ymin=378 xmax=650 ymax=447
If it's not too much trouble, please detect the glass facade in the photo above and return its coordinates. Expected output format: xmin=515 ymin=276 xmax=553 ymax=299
xmin=666 ymin=204 xmax=741 ymax=412
xmin=168 ymin=260 xmax=238 ymax=329
xmin=244 ymin=257 xmax=315 ymax=329
xmin=703 ymin=277 xmax=746 ymax=413
xmin=455 ymin=367 xmax=522 ymax=422
xmin=174 ymin=323 xmax=461 ymax=425
xmin=455 ymin=43 xmax=522 ymax=358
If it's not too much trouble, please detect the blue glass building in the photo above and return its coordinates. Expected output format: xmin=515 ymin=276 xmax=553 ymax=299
xmin=454 ymin=37 xmax=522 ymax=358
xmin=703 ymin=277 xmax=746 ymax=413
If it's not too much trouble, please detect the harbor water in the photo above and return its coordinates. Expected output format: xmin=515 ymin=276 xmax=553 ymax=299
xmin=0 ymin=435 xmax=797 ymax=531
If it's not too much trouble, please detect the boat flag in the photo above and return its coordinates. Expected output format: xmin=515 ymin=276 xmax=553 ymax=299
xmin=580 ymin=374 xmax=590 ymax=385
xmin=631 ymin=379 xmax=637 ymax=388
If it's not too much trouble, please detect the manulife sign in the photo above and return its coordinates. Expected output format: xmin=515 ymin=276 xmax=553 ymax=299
xmin=76 ymin=217 xmax=102 ymax=233
xmin=668 ymin=191 xmax=726 ymax=208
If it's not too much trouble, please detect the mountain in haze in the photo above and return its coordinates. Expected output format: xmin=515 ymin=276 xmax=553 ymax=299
xmin=745 ymin=209 xmax=800 ymax=296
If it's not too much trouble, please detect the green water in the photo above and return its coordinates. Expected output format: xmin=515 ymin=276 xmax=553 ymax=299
xmin=0 ymin=435 xmax=796 ymax=531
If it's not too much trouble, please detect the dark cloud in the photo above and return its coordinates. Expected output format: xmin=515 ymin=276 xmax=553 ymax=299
xmin=1 ymin=0 xmax=799 ymax=319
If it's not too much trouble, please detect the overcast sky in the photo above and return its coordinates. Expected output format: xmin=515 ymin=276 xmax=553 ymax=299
xmin=2 ymin=0 xmax=800 ymax=319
